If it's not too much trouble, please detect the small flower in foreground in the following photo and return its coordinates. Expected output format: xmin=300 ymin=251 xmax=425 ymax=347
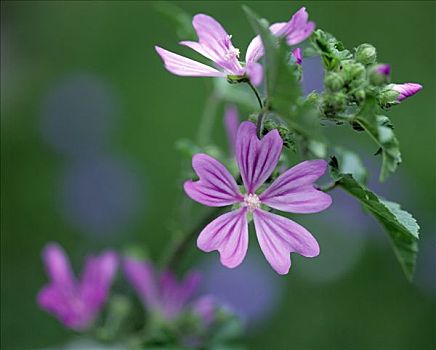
xmin=123 ymin=257 xmax=201 ymax=321
xmin=155 ymin=7 xmax=314 ymax=86
xmin=37 ymin=243 xmax=118 ymax=330
xmin=291 ymin=48 xmax=302 ymax=65
xmin=184 ymin=121 xmax=332 ymax=275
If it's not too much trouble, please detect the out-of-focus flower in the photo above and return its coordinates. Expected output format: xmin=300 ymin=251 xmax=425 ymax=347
xmin=224 ymin=105 xmax=239 ymax=155
xmin=184 ymin=121 xmax=332 ymax=275
xmin=376 ymin=64 xmax=391 ymax=76
xmin=123 ymin=257 xmax=201 ymax=321
xmin=291 ymin=48 xmax=302 ymax=65
xmin=155 ymin=8 xmax=314 ymax=86
xmin=37 ymin=243 xmax=118 ymax=331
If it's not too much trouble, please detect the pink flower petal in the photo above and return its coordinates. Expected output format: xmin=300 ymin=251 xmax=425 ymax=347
xmin=179 ymin=40 xmax=214 ymax=61
xmin=42 ymin=243 xmax=75 ymax=288
xmin=79 ymin=251 xmax=118 ymax=312
xmin=192 ymin=14 xmax=243 ymax=75
xmin=123 ymin=257 xmax=160 ymax=310
xmin=260 ymin=160 xmax=332 ymax=213
xmin=155 ymin=46 xmax=225 ymax=77
xmin=184 ymin=154 xmax=243 ymax=207
xmin=391 ymin=83 xmax=423 ymax=101
xmin=284 ymin=7 xmax=316 ymax=45
xmin=245 ymin=22 xmax=288 ymax=64
xmin=197 ymin=208 xmax=249 ymax=269
xmin=253 ymin=209 xmax=320 ymax=275
xmin=292 ymin=48 xmax=302 ymax=65
xmin=246 ymin=61 xmax=264 ymax=86
xmin=236 ymin=121 xmax=282 ymax=194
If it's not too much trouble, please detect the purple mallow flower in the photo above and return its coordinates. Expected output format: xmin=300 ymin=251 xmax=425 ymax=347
xmin=390 ymin=83 xmax=423 ymax=102
xmin=37 ymin=243 xmax=118 ymax=330
xmin=155 ymin=7 xmax=314 ymax=86
xmin=184 ymin=121 xmax=332 ymax=275
xmin=123 ymin=257 xmax=201 ymax=321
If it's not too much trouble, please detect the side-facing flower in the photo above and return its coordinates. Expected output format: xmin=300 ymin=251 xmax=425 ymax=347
xmin=155 ymin=8 xmax=314 ymax=86
xmin=184 ymin=121 xmax=332 ymax=275
xmin=37 ymin=243 xmax=118 ymax=330
xmin=123 ymin=257 xmax=201 ymax=321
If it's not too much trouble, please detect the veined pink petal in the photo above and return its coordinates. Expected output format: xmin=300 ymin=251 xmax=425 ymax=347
xmin=236 ymin=121 xmax=282 ymax=194
xmin=42 ymin=243 xmax=75 ymax=288
xmin=80 ymin=251 xmax=118 ymax=311
xmin=184 ymin=154 xmax=243 ymax=207
xmin=192 ymin=14 xmax=243 ymax=74
xmin=260 ymin=159 xmax=332 ymax=213
xmin=179 ymin=40 xmax=214 ymax=61
xmin=123 ymin=257 xmax=160 ymax=309
xmin=155 ymin=46 xmax=225 ymax=77
xmin=391 ymin=83 xmax=423 ymax=101
xmin=197 ymin=208 xmax=249 ymax=269
xmin=283 ymin=7 xmax=315 ymax=45
xmin=245 ymin=61 xmax=263 ymax=86
xmin=224 ymin=105 xmax=239 ymax=155
xmin=253 ymin=209 xmax=320 ymax=275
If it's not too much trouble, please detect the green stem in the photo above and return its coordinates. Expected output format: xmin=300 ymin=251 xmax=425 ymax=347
xmin=246 ymin=81 xmax=263 ymax=109
xmin=319 ymin=181 xmax=339 ymax=192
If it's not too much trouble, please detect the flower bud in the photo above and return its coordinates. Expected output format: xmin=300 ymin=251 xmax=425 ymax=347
xmin=355 ymin=43 xmax=377 ymax=65
xmin=369 ymin=64 xmax=391 ymax=86
xmin=379 ymin=83 xmax=422 ymax=106
xmin=340 ymin=61 xmax=365 ymax=82
xmin=324 ymin=72 xmax=344 ymax=91
xmin=354 ymin=89 xmax=366 ymax=102
xmin=322 ymin=92 xmax=347 ymax=116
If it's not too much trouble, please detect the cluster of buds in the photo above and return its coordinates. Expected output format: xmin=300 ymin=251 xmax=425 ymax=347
xmin=315 ymin=31 xmax=422 ymax=117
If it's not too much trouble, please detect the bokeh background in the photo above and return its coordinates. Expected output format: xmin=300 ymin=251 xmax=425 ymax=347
xmin=1 ymin=1 xmax=435 ymax=349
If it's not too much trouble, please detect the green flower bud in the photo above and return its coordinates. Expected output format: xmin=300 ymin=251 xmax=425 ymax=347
xmin=378 ymin=85 xmax=400 ymax=107
xmin=340 ymin=61 xmax=366 ymax=82
xmin=324 ymin=72 xmax=344 ymax=91
xmin=354 ymin=89 xmax=366 ymax=102
xmin=322 ymin=92 xmax=347 ymax=117
xmin=355 ymin=43 xmax=377 ymax=65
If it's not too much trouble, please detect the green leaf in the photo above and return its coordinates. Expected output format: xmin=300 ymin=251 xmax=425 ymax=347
xmin=243 ymin=6 xmax=322 ymax=142
xmin=332 ymin=146 xmax=368 ymax=183
xmin=311 ymin=29 xmax=352 ymax=70
xmin=329 ymin=160 xmax=419 ymax=280
xmin=354 ymin=99 xmax=401 ymax=182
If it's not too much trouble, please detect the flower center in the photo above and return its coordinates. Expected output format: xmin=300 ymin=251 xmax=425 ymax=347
xmin=243 ymin=193 xmax=261 ymax=212
xmin=223 ymin=35 xmax=240 ymax=60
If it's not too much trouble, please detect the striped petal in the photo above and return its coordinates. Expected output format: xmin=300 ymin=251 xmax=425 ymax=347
xmin=197 ymin=208 xmax=248 ymax=269
xmin=253 ymin=209 xmax=320 ymax=275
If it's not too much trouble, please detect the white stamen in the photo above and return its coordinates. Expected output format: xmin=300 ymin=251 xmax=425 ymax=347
xmin=243 ymin=193 xmax=261 ymax=212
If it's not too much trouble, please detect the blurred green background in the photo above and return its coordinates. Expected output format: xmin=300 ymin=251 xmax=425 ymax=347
xmin=1 ymin=1 xmax=435 ymax=349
